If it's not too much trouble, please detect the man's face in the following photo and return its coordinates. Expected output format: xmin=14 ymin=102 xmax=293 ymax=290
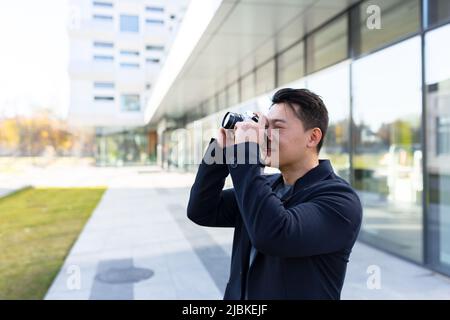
xmin=264 ymin=103 xmax=311 ymax=169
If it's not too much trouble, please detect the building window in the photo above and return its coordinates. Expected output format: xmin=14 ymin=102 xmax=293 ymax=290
xmin=204 ymin=96 xmax=216 ymax=114
xmin=425 ymin=24 xmax=450 ymax=272
xmin=145 ymin=6 xmax=164 ymax=12
xmin=93 ymin=14 xmax=113 ymax=21
xmin=217 ymin=90 xmax=227 ymax=110
xmin=351 ymin=0 xmax=420 ymax=57
xmin=427 ymin=0 xmax=450 ymax=28
xmin=120 ymin=15 xmax=139 ymax=33
xmin=436 ymin=117 xmax=450 ymax=155
xmin=307 ymin=62 xmax=351 ymax=181
xmin=96 ymin=130 xmax=154 ymax=165
xmin=93 ymin=41 xmax=113 ymax=48
xmin=146 ymin=58 xmax=160 ymax=64
xmin=255 ymin=59 xmax=275 ymax=96
xmin=306 ymin=15 xmax=348 ymax=74
xmin=121 ymin=94 xmax=140 ymax=111
xmin=94 ymin=82 xmax=114 ymax=89
xmin=145 ymin=19 xmax=164 ymax=25
xmin=120 ymin=62 xmax=139 ymax=68
xmin=93 ymin=55 xmax=114 ymax=61
xmin=146 ymin=45 xmax=165 ymax=51
xmin=277 ymin=41 xmax=304 ymax=86
xmin=120 ymin=50 xmax=139 ymax=56
xmin=93 ymin=1 xmax=113 ymax=8
xmin=241 ymin=72 xmax=255 ymax=102
xmin=352 ymin=36 xmax=423 ymax=262
xmin=94 ymin=96 xmax=114 ymax=101
xmin=227 ymin=82 xmax=239 ymax=106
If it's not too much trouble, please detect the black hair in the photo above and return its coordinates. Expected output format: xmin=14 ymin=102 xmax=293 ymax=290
xmin=271 ymin=88 xmax=329 ymax=153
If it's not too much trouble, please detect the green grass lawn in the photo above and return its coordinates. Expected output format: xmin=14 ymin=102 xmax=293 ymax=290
xmin=0 ymin=187 xmax=106 ymax=300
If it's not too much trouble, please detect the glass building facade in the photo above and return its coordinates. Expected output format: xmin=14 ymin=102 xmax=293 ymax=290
xmin=96 ymin=128 xmax=157 ymax=166
xmin=159 ymin=0 xmax=450 ymax=276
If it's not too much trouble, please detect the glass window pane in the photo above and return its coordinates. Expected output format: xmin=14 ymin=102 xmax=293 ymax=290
xmin=426 ymin=24 xmax=450 ymax=85
xmin=307 ymin=62 xmax=351 ymax=181
xmin=120 ymin=62 xmax=139 ymax=68
xmin=352 ymin=36 xmax=423 ymax=262
xmin=97 ymin=130 xmax=151 ymax=166
xmin=146 ymin=19 xmax=164 ymax=25
xmin=93 ymin=41 xmax=113 ymax=48
xmin=93 ymin=14 xmax=113 ymax=21
xmin=121 ymin=94 xmax=140 ymax=111
xmin=227 ymin=82 xmax=239 ymax=106
xmin=352 ymin=0 xmax=420 ymax=56
xmin=256 ymin=60 xmax=275 ymax=96
xmin=425 ymin=24 xmax=450 ymax=272
xmin=307 ymin=15 xmax=348 ymax=74
xmin=120 ymin=15 xmax=139 ymax=33
xmin=218 ymin=90 xmax=227 ymax=110
xmin=120 ymin=50 xmax=139 ymax=56
xmin=146 ymin=6 xmax=164 ymax=13
xmin=204 ymin=96 xmax=216 ymax=115
xmin=188 ymin=103 xmax=204 ymax=122
xmin=94 ymin=82 xmax=114 ymax=89
xmin=93 ymin=55 xmax=114 ymax=62
xmin=146 ymin=45 xmax=165 ymax=51
xmin=427 ymin=0 xmax=450 ymax=28
xmin=241 ymin=72 xmax=255 ymax=102
xmin=93 ymin=2 xmax=113 ymax=8
xmin=278 ymin=41 xmax=304 ymax=86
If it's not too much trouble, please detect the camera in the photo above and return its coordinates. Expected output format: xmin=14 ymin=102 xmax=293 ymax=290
xmin=221 ymin=111 xmax=259 ymax=129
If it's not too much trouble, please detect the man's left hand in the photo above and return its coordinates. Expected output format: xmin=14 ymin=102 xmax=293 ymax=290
xmin=234 ymin=112 xmax=268 ymax=145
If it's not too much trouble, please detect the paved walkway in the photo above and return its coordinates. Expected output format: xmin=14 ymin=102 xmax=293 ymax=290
xmin=0 ymin=177 xmax=29 ymax=198
xmin=41 ymin=167 xmax=450 ymax=300
xmin=45 ymin=167 xmax=232 ymax=299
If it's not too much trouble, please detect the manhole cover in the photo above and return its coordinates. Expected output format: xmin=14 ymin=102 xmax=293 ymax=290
xmin=96 ymin=267 xmax=154 ymax=284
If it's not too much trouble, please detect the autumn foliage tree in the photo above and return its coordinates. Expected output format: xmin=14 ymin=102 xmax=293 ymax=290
xmin=0 ymin=110 xmax=94 ymax=157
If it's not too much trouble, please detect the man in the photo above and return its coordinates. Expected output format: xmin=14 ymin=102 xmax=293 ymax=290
xmin=187 ymin=88 xmax=362 ymax=300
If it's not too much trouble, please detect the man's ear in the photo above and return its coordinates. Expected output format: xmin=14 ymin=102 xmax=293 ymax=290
xmin=307 ymin=128 xmax=322 ymax=149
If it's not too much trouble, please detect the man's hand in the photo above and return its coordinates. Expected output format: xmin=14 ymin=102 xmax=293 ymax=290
xmin=216 ymin=112 xmax=270 ymax=162
xmin=234 ymin=112 xmax=268 ymax=145
xmin=234 ymin=112 xmax=271 ymax=166
xmin=216 ymin=127 xmax=235 ymax=149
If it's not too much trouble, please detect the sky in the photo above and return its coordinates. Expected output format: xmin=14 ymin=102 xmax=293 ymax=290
xmin=0 ymin=0 xmax=69 ymax=118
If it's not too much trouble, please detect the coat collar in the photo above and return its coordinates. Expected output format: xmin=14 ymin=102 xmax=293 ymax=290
xmin=270 ymin=159 xmax=334 ymax=193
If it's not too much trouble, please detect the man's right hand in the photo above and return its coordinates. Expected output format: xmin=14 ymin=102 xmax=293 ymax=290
xmin=216 ymin=128 xmax=235 ymax=149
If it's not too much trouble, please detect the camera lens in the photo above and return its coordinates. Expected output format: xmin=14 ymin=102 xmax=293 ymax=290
xmin=221 ymin=112 xmax=232 ymax=129
xmin=221 ymin=112 xmax=259 ymax=129
xmin=222 ymin=112 xmax=243 ymax=129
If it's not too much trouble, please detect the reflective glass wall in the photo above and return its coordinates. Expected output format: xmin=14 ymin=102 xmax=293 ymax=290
xmin=425 ymin=23 xmax=450 ymax=274
xmin=307 ymin=62 xmax=351 ymax=181
xmin=96 ymin=128 xmax=156 ymax=166
xmin=352 ymin=37 xmax=423 ymax=262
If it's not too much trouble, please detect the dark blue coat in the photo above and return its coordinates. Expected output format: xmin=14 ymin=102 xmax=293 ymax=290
xmin=187 ymin=140 xmax=362 ymax=300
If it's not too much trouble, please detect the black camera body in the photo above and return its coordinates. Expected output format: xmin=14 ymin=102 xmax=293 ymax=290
xmin=221 ymin=111 xmax=259 ymax=129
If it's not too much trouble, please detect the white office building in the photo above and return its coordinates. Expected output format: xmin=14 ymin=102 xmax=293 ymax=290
xmin=67 ymin=0 xmax=188 ymax=164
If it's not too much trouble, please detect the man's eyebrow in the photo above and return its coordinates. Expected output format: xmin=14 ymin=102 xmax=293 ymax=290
xmin=269 ymin=118 xmax=287 ymax=124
